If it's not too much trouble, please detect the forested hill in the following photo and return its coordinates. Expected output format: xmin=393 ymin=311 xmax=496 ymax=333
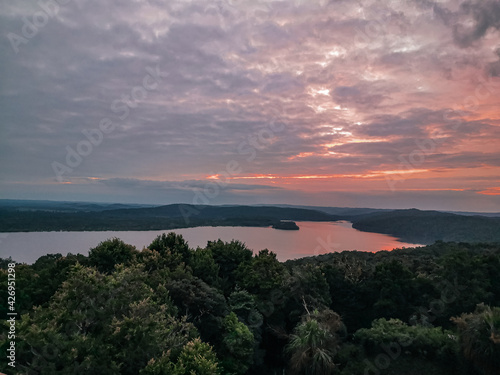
xmin=0 ymin=203 xmax=338 ymax=232
xmin=1 ymin=200 xmax=500 ymax=245
xmin=350 ymin=209 xmax=500 ymax=244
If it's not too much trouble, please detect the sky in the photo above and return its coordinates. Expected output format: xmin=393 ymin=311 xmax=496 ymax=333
xmin=1 ymin=0 xmax=500 ymax=212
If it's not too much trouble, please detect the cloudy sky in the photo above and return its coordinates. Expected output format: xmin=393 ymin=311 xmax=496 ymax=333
xmin=1 ymin=0 xmax=500 ymax=211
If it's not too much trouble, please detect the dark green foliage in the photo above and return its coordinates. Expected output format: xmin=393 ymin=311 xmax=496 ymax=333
xmin=352 ymin=318 xmax=460 ymax=375
xmin=371 ymin=260 xmax=422 ymax=320
xmin=287 ymin=264 xmax=332 ymax=309
xmin=189 ymin=246 xmax=220 ymax=286
xmin=148 ymin=232 xmax=191 ymax=262
xmin=140 ymin=338 xmax=221 ymax=375
xmin=286 ymin=309 xmax=344 ymax=375
xmin=8 ymin=264 xmax=195 ymax=375
xmin=0 ymin=204 xmax=338 ymax=232
xmin=88 ymin=238 xmax=137 ymax=273
xmin=0 ymin=256 xmax=15 ymax=269
xmin=235 ymin=249 xmax=287 ymax=298
xmin=272 ymin=221 xmax=300 ymax=230
xmin=166 ymin=273 xmax=228 ymax=343
xmin=208 ymin=239 xmax=253 ymax=294
xmin=452 ymin=304 xmax=500 ymax=375
xmin=31 ymin=253 xmax=89 ymax=307
xmin=2 ymin=239 xmax=500 ymax=374
xmin=228 ymin=289 xmax=262 ymax=323
xmin=220 ymin=312 xmax=255 ymax=374
xmin=228 ymin=289 xmax=265 ymax=368
xmin=354 ymin=318 xmax=458 ymax=360
xmin=176 ymin=338 xmax=221 ymax=375
xmin=321 ymin=261 xmax=377 ymax=331
xmin=1 ymin=253 xmax=88 ymax=318
xmin=3 ymin=201 xmax=500 ymax=245
xmin=351 ymin=209 xmax=500 ymax=244
xmin=437 ymin=250 xmax=493 ymax=321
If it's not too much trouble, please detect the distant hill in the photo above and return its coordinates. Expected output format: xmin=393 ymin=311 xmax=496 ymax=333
xmin=2 ymin=200 xmax=500 ymax=245
xmin=444 ymin=210 xmax=500 ymax=217
xmin=255 ymin=204 xmax=391 ymax=218
xmin=0 ymin=199 xmax=155 ymax=213
xmin=0 ymin=203 xmax=338 ymax=232
xmin=351 ymin=208 xmax=500 ymax=244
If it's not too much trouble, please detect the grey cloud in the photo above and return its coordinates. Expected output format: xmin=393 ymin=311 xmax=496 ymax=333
xmin=96 ymin=178 xmax=282 ymax=192
xmin=332 ymin=84 xmax=388 ymax=110
xmin=261 ymin=73 xmax=304 ymax=94
xmin=427 ymin=152 xmax=500 ymax=169
xmin=454 ymin=1 xmax=500 ymax=47
xmin=0 ymin=0 xmax=499 ymax=210
xmin=488 ymin=47 xmax=500 ymax=76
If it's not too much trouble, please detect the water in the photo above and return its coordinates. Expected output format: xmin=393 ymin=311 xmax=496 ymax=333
xmin=0 ymin=221 xmax=422 ymax=264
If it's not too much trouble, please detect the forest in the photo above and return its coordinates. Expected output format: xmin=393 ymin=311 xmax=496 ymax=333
xmin=1 ymin=235 xmax=500 ymax=375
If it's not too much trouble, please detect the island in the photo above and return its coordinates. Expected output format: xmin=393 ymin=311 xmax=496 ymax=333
xmin=272 ymin=220 xmax=300 ymax=230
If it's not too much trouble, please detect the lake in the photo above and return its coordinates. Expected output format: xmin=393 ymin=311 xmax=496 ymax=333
xmin=0 ymin=221 xmax=422 ymax=264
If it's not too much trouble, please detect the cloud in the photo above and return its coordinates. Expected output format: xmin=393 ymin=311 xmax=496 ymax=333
xmin=0 ymin=0 xmax=499 ymax=211
xmin=453 ymin=0 xmax=500 ymax=47
xmin=449 ymin=0 xmax=500 ymax=76
xmin=95 ymin=177 xmax=282 ymax=192
xmin=332 ymin=84 xmax=388 ymax=110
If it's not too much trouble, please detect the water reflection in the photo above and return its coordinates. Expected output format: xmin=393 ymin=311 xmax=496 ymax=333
xmin=2 ymin=221 xmax=423 ymax=264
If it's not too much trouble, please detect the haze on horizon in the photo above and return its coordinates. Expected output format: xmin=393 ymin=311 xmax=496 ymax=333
xmin=1 ymin=0 xmax=500 ymax=212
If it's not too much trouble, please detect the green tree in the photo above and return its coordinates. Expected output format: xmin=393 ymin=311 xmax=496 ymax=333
xmin=236 ymin=249 xmax=287 ymax=298
xmin=140 ymin=353 xmax=177 ymax=375
xmin=320 ymin=254 xmax=378 ymax=332
xmin=176 ymin=338 xmax=221 ymax=375
xmin=438 ymin=250 xmax=492 ymax=320
xmin=228 ymin=289 xmax=262 ymax=328
xmin=207 ymin=240 xmax=253 ymax=295
xmin=221 ymin=312 xmax=255 ymax=374
xmin=88 ymin=238 xmax=137 ymax=273
xmin=228 ymin=289 xmax=264 ymax=366
xmin=189 ymin=246 xmax=220 ymax=286
xmin=11 ymin=264 xmax=195 ymax=375
xmin=354 ymin=318 xmax=457 ymax=361
xmin=166 ymin=274 xmax=228 ymax=343
xmin=135 ymin=247 xmax=176 ymax=273
xmin=148 ymin=232 xmax=191 ymax=263
xmin=36 ymin=253 xmax=89 ymax=300
xmin=0 ymin=254 xmax=87 ymax=317
xmin=140 ymin=339 xmax=220 ymax=375
xmin=371 ymin=260 xmax=419 ymax=320
xmin=110 ymin=299 xmax=195 ymax=374
xmin=287 ymin=264 xmax=331 ymax=310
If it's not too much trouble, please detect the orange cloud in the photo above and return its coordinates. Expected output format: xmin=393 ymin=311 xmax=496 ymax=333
xmin=477 ymin=187 xmax=500 ymax=196
xmin=206 ymin=169 xmax=430 ymax=183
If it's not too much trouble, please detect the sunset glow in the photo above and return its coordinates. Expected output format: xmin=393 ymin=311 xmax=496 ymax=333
xmin=1 ymin=0 xmax=500 ymax=212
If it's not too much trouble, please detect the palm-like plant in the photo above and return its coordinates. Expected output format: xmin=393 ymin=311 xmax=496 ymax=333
xmin=452 ymin=303 xmax=500 ymax=375
xmin=286 ymin=307 xmax=343 ymax=375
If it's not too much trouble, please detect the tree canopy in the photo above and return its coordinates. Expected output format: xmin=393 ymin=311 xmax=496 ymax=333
xmin=1 ymin=235 xmax=499 ymax=374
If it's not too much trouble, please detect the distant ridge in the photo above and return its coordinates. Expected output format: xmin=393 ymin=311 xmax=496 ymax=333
xmin=1 ymin=200 xmax=500 ymax=244
xmin=0 ymin=203 xmax=338 ymax=232
xmin=351 ymin=208 xmax=500 ymax=244
xmin=0 ymin=199 xmax=156 ymax=213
